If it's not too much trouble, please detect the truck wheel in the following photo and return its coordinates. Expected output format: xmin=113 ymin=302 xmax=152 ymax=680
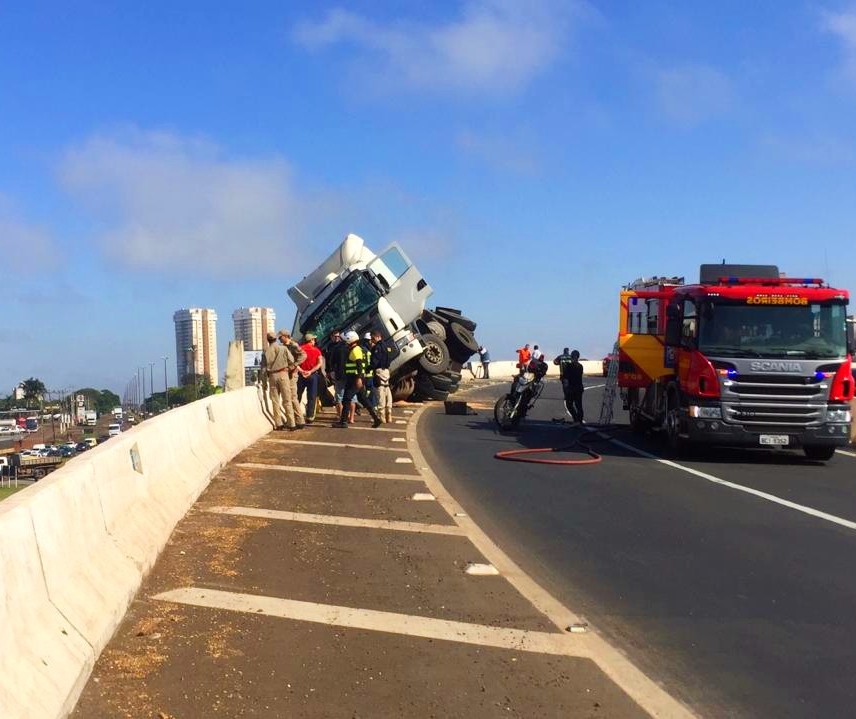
xmin=392 ymin=376 xmax=416 ymax=402
xmin=34 ymin=469 xmax=46 ymax=479
xmin=426 ymin=373 xmax=455 ymax=391
xmin=803 ymin=445 xmax=835 ymax=461
xmin=447 ymin=322 xmax=479 ymax=359
xmin=426 ymin=320 xmax=446 ymax=340
xmin=434 ymin=308 xmax=477 ymax=332
xmin=665 ymin=390 xmax=687 ymax=455
xmin=627 ymin=388 xmax=649 ymax=433
xmin=418 ymin=333 xmax=450 ymax=375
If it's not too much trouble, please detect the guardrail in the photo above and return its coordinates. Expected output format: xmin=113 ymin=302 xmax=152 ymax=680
xmin=0 ymin=386 xmax=273 ymax=719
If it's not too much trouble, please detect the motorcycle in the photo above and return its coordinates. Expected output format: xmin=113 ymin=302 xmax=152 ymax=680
xmin=494 ymin=370 xmax=545 ymax=430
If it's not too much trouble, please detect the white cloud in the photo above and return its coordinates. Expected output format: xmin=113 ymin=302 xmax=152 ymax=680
xmin=293 ymin=1 xmax=582 ymax=96
xmin=59 ymin=129 xmax=306 ymax=277
xmin=655 ymin=64 xmax=733 ymax=126
xmin=821 ymin=6 xmax=856 ymax=87
xmin=0 ymin=193 xmax=58 ymax=269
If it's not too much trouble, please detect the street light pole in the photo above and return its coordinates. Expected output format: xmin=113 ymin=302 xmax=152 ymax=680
xmin=162 ymin=356 xmax=169 ymax=410
xmin=149 ymin=362 xmax=155 ymax=411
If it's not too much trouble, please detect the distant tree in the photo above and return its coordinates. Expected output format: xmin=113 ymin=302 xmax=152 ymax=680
xmin=21 ymin=378 xmax=46 ymax=408
xmin=73 ymin=388 xmax=122 ymax=416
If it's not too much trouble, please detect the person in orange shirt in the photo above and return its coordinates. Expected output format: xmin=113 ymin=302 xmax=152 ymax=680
xmin=516 ymin=343 xmax=531 ymax=370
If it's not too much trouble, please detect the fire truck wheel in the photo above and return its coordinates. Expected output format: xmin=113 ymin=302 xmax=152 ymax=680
xmin=665 ymin=390 xmax=686 ymax=454
xmin=418 ymin=333 xmax=450 ymax=375
xmin=627 ymin=388 xmax=649 ymax=433
xmin=803 ymin=445 xmax=835 ymax=461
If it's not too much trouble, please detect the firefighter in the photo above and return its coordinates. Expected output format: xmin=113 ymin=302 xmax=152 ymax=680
xmin=260 ymin=331 xmax=297 ymax=431
xmin=334 ymin=331 xmax=382 ymax=429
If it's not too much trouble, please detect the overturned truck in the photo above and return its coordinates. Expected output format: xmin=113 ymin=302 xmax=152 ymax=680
xmin=289 ymin=234 xmax=479 ymax=401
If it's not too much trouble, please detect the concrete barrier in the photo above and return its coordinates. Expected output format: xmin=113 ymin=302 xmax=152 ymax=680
xmin=462 ymin=359 xmax=605 ymax=381
xmin=0 ymin=386 xmax=273 ymax=719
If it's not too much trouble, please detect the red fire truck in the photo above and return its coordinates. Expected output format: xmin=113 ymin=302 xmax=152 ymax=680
xmin=619 ymin=264 xmax=854 ymax=460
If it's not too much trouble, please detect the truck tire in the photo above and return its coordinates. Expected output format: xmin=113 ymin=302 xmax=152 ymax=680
xmin=426 ymin=373 xmax=455 ymax=392
xmin=447 ymin=322 xmax=479 ymax=359
xmin=803 ymin=445 xmax=835 ymax=461
xmin=414 ymin=374 xmax=450 ymax=401
xmin=392 ymin=376 xmax=416 ymax=402
xmin=426 ymin=320 xmax=446 ymax=340
xmin=665 ymin=389 xmax=688 ymax=456
xmin=418 ymin=333 xmax=450 ymax=375
xmin=434 ymin=308 xmax=477 ymax=332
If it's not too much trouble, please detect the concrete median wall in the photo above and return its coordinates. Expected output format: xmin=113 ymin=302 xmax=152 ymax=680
xmin=462 ymin=359 xmax=605 ymax=381
xmin=0 ymin=385 xmax=274 ymax=719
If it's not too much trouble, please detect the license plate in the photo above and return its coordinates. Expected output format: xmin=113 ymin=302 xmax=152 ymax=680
xmin=760 ymin=434 xmax=789 ymax=446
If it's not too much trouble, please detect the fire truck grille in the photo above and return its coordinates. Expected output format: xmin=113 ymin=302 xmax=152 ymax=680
xmin=722 ymin=375 xmax=827 ymax=428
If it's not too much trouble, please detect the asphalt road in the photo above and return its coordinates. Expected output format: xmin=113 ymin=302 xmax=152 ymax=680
xmin=419 ymin=377 xmax=856 ymax=719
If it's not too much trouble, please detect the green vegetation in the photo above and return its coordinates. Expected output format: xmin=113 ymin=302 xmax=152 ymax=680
xmin=0 ymin=485 xmax=27 ymax=502
xmin=21 ymin=378 xmax=46 ymax=408
xmin=73 ymin=388 xmax=121 ymax=416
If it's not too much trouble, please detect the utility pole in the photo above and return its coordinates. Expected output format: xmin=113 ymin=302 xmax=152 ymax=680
xmin=162 ymin=356 xmax=169 ymax=410
xmin=149 ymin=362 xmax=155 ymax=411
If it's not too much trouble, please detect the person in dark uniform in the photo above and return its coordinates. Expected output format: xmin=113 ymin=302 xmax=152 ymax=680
xmin=333 ymin=331 xmax=382 ymax=429
xmin=565 ymin=350 xmax=585 ymax=424
xmin=553 ymin=347 xmax=574 ymax=416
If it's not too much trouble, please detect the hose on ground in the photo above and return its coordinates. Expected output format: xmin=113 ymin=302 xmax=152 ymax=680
xmin=494 ymin=421 xmax=619 ymax=466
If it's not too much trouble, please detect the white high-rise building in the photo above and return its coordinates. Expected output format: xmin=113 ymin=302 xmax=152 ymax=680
xmin=232 ymin=307 xmax=276 ymax=351
xmin=173 ymin=308 xmax=219 ymax=384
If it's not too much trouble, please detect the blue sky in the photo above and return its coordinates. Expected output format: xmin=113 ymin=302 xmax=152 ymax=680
xmin=2 ymin=1 xmax=856 ymax=396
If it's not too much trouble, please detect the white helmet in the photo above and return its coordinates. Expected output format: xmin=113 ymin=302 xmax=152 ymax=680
xmin=343 ymin=330 xmax=360 ymax=343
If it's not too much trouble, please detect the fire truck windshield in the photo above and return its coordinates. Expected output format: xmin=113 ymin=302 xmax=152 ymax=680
xmin=698 ymin=301 xmax=847 ymax=359
xmin=300 ymin=271 xmax=382 ymax=341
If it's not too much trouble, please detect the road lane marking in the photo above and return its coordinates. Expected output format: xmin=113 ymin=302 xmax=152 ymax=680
xmin=207 ymin=506 xmax=462 ymax=535
xmin=154 ymin=587 xmax=582 ymax=657
xmin=307 ymin=425 xmax=406 ymax=433
xmin=836 ymin=449 xmax=856 ymax=458
xmin=263 ymin=438 xmax=408 ymax=452
xmin=391 ymin=437 xmax=407 ymax=442
xmin=235 ymin=462 xmax=422 ymax=482
xmin=409 ymin=406 xmax=697 ymax=719
xmin=411 ymin=492 xmax=436 ymax=501
xmin=605 ymin=435 xmax=856 ymax=532
xmin=395 ymin=457 xmax=414 ymax=464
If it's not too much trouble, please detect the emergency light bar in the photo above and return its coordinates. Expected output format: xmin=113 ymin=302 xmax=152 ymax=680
xmin=717 ymin=276 xmax=826 ymax=287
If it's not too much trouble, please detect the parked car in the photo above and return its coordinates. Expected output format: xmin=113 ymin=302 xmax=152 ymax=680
xmin=59 ymin=446 xmax=76 ymax=457
xmin=75 ymin=441 xmax=90 ymax=453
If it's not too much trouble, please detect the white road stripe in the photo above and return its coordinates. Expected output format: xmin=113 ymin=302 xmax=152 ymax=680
xmin=207 ymin=506 xmax=462 ymax=535
xmin=235 ymin=462 xmax=422 ymax=482
xmin=395 ymin=457 xmax=414 ymax=464
xmin=154 ymin=587 xmax=582 ymax=657
xmin=307 ymin=425 xmax=406 ymax=434
xmin=409 ymin=406 xmax=696 ymax=719
xmin=836 ymin=449 xmax=856 ymax=458
xmin=605 ymin=435 xmax=856 ymax=532
xmin=391 ymin=437 xmax=407 ymax=443
xmin=264 ymin=438 xmax=408 ymax=452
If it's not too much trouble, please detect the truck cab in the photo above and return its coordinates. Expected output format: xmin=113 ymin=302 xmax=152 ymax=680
xmin=289 ymin=234 xmax=479 ymax=402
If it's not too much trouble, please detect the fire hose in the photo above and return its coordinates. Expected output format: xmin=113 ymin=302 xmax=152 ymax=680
xmin=494 ymin=422 xmax=617 ymax=466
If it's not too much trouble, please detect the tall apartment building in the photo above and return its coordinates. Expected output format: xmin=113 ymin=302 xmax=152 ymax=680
xmin=232 ymin=307 xmax=276 ymax=351
xmin=173 ymin=308 xmax=219 ymax=384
